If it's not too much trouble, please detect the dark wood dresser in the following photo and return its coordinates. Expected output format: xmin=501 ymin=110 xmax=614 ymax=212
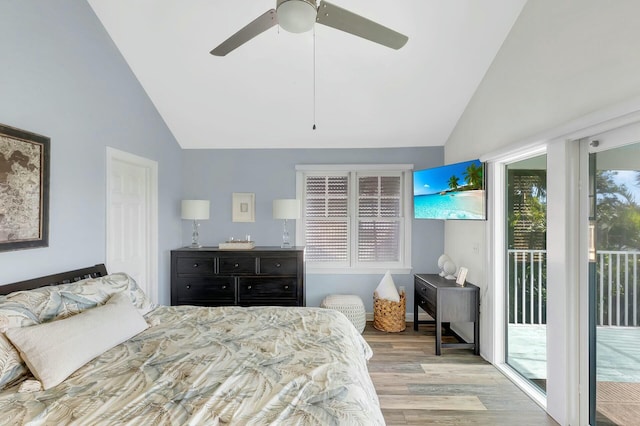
xmin=171 ymin=247 xmax=305 ymax=307
xmin=413 ymin=273 xmax=479 ymax=355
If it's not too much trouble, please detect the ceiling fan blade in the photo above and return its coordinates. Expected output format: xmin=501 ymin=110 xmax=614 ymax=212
xmin=315 ymin=1 xmax=408 ymax=50
xmin=210 ymin=9 xmax=278 ymax=56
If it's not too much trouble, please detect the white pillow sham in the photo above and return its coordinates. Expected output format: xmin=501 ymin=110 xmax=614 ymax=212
xmin=5 ymin=292 xmax=148 ymax=390
xmin=375 ymin=270 xmax=400 ymax=302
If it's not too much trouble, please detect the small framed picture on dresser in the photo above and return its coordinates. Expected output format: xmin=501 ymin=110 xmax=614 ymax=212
xmin=456 ymin=267 xmax=468 ymax=286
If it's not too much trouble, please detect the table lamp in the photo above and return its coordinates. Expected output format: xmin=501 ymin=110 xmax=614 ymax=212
xmin=273 ymin=199 xmax=300 ymax=248
xmin=181 ymin=200 xmax=210 ymax=248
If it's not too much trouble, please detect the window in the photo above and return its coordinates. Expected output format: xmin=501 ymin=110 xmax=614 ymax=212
xmin=296 ymin=164 xmax=412 ymax=273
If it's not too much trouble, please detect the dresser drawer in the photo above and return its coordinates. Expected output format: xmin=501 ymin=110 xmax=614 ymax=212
xmin=415 ymin=279 xmax=436 ymax=304
xmin=176 ymin=257 xmax=215 ymax=276
xmin=259 ymin=256 xmax=298 ymax=275
xmin=175 ymin=278 xmax=235 ymax=304
xmin=416 ymin=293 xmax=436 ymax=317
xmin=218 ymin=256 xmax=256 ymax=274
xmin=237 ymin=278 xmax=297 ymax=303
xmin=415 ymin=277 xmax=437 ymax=317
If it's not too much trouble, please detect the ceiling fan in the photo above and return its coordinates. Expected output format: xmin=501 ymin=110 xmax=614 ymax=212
xmin=210 ymin=0 xmax=408 ymax=56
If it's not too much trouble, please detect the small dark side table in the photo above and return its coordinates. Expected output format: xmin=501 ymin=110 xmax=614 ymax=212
xmin=414 ymin=273 xmax=480 ymax=355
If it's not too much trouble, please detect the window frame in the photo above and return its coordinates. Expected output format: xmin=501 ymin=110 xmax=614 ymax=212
xmin=296 ymin=164 xmax=413 ymax=274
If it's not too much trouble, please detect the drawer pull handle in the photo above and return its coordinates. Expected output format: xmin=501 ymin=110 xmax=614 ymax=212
xmin=193 ymin=263 xmax=199 ymax=268
xmin=275 ymin=263 xmax=281 ymax=268
xmin=234 ymin=263 xmax=240 ymax=268
xmin=247 ymin=285 xmax=252 ymax=290
xmin=222 ymin=285 xmax=227 ymax=290
xmin=284 ymin=285 xmax=289 ymax=290
xmin=186 ymin=285 xmax=191 ymax=289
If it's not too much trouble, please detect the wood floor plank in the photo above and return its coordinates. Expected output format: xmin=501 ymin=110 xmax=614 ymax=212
xmin=362 ymin=322 xmax=558 ymax=425
xmin=379 ymin=395 xmax=487 ymax=410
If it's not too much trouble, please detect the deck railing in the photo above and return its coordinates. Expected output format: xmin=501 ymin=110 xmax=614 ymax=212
xmin=507 ymin=249 xmax=640 ymax=326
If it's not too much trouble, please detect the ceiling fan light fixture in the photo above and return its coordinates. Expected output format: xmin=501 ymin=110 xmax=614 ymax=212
xmin=277 ymin=0 xmax=317 ymax=33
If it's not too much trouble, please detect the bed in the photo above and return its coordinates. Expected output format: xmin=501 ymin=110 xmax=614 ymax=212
xmin=0 ymin=265 xmax=384 ymax=425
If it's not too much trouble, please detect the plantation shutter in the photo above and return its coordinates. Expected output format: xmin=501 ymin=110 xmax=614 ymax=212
xmin=304 ymin=174 xmax=350 ymax=263
xmin=357 ymin=174 xmax=402 ymax=263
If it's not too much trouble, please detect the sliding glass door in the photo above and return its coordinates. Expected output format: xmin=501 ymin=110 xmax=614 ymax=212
xmin=505 ymin=154 xmax=548 ymax=392
xmin=586 ymin=136 xmax=640 ymax=425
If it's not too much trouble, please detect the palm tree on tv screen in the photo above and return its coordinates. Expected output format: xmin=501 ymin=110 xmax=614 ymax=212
xmin=448 ymin=175 xmax=459 ymax=190
xmin=463 ymin=163 xmax=483 ymax=190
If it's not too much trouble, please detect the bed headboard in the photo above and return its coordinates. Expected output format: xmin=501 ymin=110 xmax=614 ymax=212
xmin=0 ymin=264 xmax=109 ymax=295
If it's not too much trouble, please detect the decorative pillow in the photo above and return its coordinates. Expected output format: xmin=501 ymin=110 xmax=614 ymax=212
xmin=5 ymin=292 xmax=148 ymax=390
xmin=0 ymin=334 xmax=28 ymax=390
xmin=0 ymin=302 xmax=38 ymax=389
xmin=0 ymin=272 xmax=154 ymax=389
xmin=23 ymin=272 xmax=156 ymax=323
xmin=375 ymin=270 xmax=400 ymax=302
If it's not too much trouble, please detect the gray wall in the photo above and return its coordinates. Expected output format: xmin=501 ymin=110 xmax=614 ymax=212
xmin=182 ymin=147 xmax=445 ymax=312
xmin=0 ymin=0 xmax=183 ymax=304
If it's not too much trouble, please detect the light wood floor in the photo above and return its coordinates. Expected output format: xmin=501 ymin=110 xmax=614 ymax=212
xmin=362 ymin=322 xmax=559 ymax=426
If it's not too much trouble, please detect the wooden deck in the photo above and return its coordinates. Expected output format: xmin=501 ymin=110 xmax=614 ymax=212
xmin=596 ymin=382 xmax=640 ymax=425
xmin=508 ymin=324 xmax=640 ymax=425
xmin=362 ymin=322 xmax=558 ymax=425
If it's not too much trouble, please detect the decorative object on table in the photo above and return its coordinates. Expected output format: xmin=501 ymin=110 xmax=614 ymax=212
xmin=181 ymin=199 xmax=210 ymax=248
xmin=272 ymin=199 xmax=300 ymax=248
xmin=373 ymin=270 xmax=406 ymax=332
xmin=442 ymin=260 xmax=458 ymax=280
xmin=456 ymin=267 xmax=468 ymax=286
xmin=437 ymin=254 xmax=451 ymax=277
xmin=320 ymin=294 xmax=366 ymax=334
xmin=218 ymin=237 xmax=255 ymax=250
xmin=232 ymin=192 xmax=255 ymax=222
xmin=0 ymin=124 xmax=50 ymax=252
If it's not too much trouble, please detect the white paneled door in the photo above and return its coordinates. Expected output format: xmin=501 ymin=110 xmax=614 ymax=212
xmin=106 ymin=148 xmax=158 ymax=303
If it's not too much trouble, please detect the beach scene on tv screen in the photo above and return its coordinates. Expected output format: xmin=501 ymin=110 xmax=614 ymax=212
xmin=414 ymin=159 xmax=485 ymax=220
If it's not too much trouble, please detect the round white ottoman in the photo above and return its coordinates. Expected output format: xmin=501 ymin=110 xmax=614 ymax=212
xmin=320 ymin=294 xmax=366 ymax=333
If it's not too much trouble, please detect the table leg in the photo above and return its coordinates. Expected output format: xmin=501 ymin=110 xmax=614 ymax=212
xmin=435 ymin=318 xmax=442 ymax=356
xmin=413 ymin=290 xmax=418 ymax=331
xmin=474 ymin=319 xmax=480 ymax=355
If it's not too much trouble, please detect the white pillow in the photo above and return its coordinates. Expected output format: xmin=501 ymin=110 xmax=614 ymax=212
xmin=375 ymin=270 xmax=400 ymax=302
xmin=5 ymin=292 xmax=148 ymax=390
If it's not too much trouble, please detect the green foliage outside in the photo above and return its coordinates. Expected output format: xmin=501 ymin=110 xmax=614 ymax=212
xmin=596 ymin=170 xmax=640 ymax=251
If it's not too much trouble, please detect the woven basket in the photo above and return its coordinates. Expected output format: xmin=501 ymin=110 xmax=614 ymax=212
xmin=373 ymin=291 xmax=406 ymax=332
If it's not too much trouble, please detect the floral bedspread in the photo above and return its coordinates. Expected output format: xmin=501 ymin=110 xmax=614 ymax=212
xmin=0 ymin=305 xmax=383 ymax=425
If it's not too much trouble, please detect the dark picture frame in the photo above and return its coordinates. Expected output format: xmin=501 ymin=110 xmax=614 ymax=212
xmin=0 ymin=124 xmax=50 ymax=252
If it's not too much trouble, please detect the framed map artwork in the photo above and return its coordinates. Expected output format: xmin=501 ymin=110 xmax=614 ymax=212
xmin=0 ymin=124 xmax=50 ymax=252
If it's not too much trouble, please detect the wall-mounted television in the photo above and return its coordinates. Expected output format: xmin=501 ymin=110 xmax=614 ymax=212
xmin=413 ymin=159 xmax=486 ymax=220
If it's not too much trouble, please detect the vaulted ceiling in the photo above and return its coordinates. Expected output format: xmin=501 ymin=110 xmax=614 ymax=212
xmin=87 ymin=0 xmax=527 ymax=149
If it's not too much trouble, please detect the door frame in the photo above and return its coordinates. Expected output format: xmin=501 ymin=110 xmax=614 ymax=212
xmin=105 ymin=147 xmax=159 ymax=303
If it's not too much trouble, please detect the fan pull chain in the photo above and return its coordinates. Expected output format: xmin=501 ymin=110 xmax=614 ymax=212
xmin=312 ymin=26 xmax=316 ymax=130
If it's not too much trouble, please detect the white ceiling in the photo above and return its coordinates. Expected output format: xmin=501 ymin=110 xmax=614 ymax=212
xmin=87 ymin=0 xmax=526 ymax=150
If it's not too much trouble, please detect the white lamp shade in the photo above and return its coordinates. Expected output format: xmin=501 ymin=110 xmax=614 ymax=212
xmin=276 ymin=0 xmax=317 ymax=33
xmin=181 ymin=200 xmax=210 ymax=220
xmin=273 ymin=199 xmax=300 ymax=219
